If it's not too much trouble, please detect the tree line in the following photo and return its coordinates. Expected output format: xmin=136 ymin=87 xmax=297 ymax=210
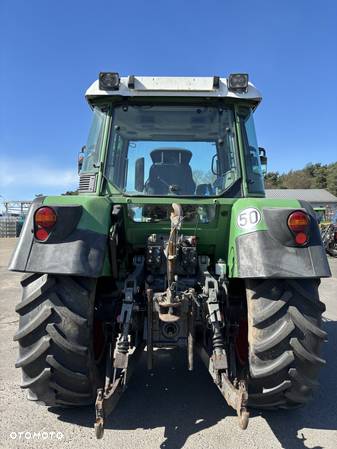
xmin=265 ymin=162 xmax=337 ymax=197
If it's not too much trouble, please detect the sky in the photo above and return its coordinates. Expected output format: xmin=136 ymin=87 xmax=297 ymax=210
xmin=1 ymin=0 xmax=336 ymax=205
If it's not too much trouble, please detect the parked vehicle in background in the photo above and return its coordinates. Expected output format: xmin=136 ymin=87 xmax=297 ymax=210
xmin=321 ymin=212 xmax=337 ymax=257
xmin=314 ymin=207 xmax=329 ymax=225
xmin=314 ymin=208 xmax=337 ymax=257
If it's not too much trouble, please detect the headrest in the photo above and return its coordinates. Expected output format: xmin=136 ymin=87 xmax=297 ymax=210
xmin=150 ymin=148 xmax=192 ymax=165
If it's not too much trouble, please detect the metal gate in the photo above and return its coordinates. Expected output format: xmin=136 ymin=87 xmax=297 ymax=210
xmin=0 ymin=217 xmax=19 ymax=238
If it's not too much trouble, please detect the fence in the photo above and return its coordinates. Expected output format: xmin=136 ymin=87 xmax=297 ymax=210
xmin=0 ymin=216 xmax=21 ymax=238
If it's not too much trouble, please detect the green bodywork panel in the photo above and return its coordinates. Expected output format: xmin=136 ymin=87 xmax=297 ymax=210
xmin=122 ymin=198 xmax=232 ymax=261
xmin=41 ymin=194 xmax=302 ymax=278
xmin=43 ymin=195 xmax=113 ymax=275
xmin=44 ymin=195 xmax=112 ymax=233
xmin=227 ymin=198 xmax=300 ymax=277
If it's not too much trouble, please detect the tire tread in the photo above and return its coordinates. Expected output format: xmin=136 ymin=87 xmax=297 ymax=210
xmin=14 ymin=274 xmax=98 ymax=407
xmin=247 ymin=279 xmax=326 ymax=409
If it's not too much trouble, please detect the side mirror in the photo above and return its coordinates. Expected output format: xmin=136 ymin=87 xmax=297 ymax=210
xmin=259 ymin=147 xmax=267 ymax=175
xmin=135 ymin=157 xmax=145 ymax=192
xmin=211 ymin=154 xmax=221 ymax=175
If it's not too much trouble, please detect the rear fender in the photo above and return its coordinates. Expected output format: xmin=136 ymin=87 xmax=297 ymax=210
xmin=228 ymin=198 xmax=331 ymax=278
xmin=8 ymin=195 xmax=112 ymax=277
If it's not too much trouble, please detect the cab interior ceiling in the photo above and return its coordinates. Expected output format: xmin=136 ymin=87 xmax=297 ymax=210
xmin=115 ymin=106 xmax=231 ymax=140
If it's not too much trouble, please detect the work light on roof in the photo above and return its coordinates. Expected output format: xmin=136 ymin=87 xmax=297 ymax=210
xmin=99 ymin=72 xmax=120 ymax=91
xmin=228 ymin=73 xmax=249 ymax=93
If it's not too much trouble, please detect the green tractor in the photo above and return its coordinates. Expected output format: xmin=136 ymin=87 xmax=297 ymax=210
xmin=314 ymin=206 xmax=330 ymax=228
xmin=9 ymin=73 xmax=331 ymax=437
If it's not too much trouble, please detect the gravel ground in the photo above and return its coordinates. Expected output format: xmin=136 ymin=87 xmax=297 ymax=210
xmin=0 ymin=238 xmax=336 ymax=449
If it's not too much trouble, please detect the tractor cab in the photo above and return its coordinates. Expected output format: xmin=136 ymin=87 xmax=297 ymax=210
xmin=79 ymin=74 xmax=265 ymax=198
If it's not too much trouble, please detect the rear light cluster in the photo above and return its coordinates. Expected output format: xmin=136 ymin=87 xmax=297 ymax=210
xmin=34 ymin=207 xmax=57 ymax=241
xmin=287 ymin=211 xmax=310 ymax=245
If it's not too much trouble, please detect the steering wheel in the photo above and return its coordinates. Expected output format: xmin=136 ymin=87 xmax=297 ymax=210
xmin=156 ymin=176 xmax=181 ymax=194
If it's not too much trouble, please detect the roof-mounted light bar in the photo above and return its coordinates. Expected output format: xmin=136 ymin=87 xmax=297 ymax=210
xmin=99 ymin=72 xmax=120 ymax=91
xmin=213 ymin=76 xmax=220 ymax=89
xmin=128 ymin=75 xmax=135 ymax=89
xmin=228 ymin=73 xmax=249 ymax=93
xmin=86 ymin=74 xmax=261 ymax=107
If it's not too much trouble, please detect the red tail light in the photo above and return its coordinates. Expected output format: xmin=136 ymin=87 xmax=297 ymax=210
xmin=287 ymin=211 xmax=310 ymax=245
xmin=34 ymin=207 xmax=57 ymax=241
xmin=294 ymin=232 xmax=308 ymax=245
xmin=288 ymin=211 xmax=310 ymax=232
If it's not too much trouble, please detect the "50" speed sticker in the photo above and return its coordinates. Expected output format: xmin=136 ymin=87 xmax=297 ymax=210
xmin=237 ymin=208 xmax=261 ymax=229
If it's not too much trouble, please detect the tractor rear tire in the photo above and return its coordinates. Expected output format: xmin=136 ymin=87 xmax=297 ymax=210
xmin=14 ymin=273 xmax=102 ymax=407
xmin=246 ymin=279 xmax=326 ymax=409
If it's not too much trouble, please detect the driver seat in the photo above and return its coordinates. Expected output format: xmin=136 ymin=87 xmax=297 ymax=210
xmin=145 ymin=149 xmax=196 ymax=195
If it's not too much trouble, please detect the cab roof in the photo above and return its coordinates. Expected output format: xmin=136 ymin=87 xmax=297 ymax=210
xmin=85 ymin=75 xmax=262 ymax=108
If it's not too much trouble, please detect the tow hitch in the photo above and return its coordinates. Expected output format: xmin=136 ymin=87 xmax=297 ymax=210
xmin=196 ymin=265 xmax=250 ymax=429
xmin=196 ymin=343 xmax=249 ymax=429
xmin=94 ymin=257 xmax=145 ymax=439
xmin=93 ymin=204 xmax=250 ymax=438
xmin=94 ymin=341 xmax=145 ymax=439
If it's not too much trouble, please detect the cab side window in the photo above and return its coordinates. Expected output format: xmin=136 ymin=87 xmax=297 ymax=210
xmin=239 ymin=108 xmax=265 ymax=194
